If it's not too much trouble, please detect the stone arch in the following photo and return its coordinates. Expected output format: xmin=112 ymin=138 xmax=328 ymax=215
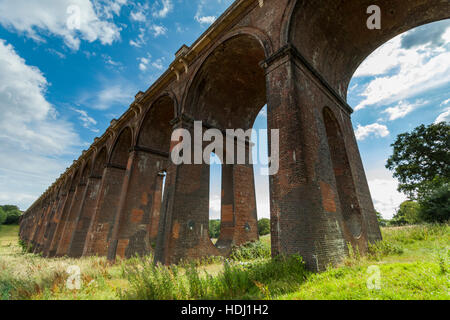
xmin=92 ymin=146 xmax=108 ymax=177
xmin=136 ymin=94 xmax=176 ymax=154
xmin=287 ymin=0 xmax=450 ymax=98
xmin=181 ymin=28 xmax=271 ymax=118
xmin=184 ymin=33 xmax=267 ymax=129
xmin=109 ymin=127 xmax=133 ymax=167
xmin=80 ymin=158 xmax=92 ymax=185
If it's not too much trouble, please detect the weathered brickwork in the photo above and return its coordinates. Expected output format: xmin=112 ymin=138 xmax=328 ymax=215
xmin=20 ymin=0 xmax=449 ymax=271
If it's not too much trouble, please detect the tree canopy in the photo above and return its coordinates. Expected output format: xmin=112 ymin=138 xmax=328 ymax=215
xmin=0 ymin=205 xmax=22 ymax=225
xmin=386 ymin=122 xmax=450 ymax=199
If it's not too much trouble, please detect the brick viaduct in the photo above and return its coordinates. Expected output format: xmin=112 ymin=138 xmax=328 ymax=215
xmin=19 ymin=0 xmax=449 ymax=271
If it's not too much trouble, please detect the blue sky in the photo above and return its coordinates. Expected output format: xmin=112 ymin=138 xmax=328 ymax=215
xmin=0 ymin=1 xmax=448 ymax=220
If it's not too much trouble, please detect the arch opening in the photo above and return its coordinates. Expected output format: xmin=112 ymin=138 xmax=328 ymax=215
xmin=208 ymin=152 xmax=222 ymax=246
xmin=185 ymin=34 xmax=268 ymax=255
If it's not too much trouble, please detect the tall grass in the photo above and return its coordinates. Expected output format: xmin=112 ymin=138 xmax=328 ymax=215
xmin=121 ymin=254 xmax=308 ymax=300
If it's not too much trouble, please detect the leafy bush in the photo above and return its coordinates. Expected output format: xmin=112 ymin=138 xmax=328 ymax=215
xmin=258 ymin=218 xmax=270 ymax=236
xmin=229 ymin=240 xmax=271 ymax=261
xmin=368 ymin=240 xmax=404 ymax=260
xmin=419 ymin=184 xmax=450 ymax=223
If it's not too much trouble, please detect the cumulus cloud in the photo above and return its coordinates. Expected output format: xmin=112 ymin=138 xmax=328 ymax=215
xmin=401 ymin=20 xmax=450 ymax=49
xmin=0 ymin=0 xmax=123 ymax=50
xmin=353 ymin=21 xmax=450 ymax=111
xmin=0 ymin=39 xmax=81 ymax=209
xmin=382 ymin=100 xmax=426 ymax=121
xmin=354 ymin=123 xmax=390 ymax=141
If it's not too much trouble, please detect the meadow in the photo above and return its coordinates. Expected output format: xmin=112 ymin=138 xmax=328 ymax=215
xmin=0 ymin=224 xmax=448 ymax=300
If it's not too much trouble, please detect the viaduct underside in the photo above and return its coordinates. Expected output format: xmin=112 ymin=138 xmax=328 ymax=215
xmin=20 ymin=0 xmax=449 ymax=271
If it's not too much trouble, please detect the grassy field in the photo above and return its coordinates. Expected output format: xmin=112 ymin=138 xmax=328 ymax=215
xmin=0 ymin=224 xmax=448 ymax=300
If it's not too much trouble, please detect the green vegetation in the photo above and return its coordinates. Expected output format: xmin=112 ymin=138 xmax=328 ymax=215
xmin=384 ymin=123 xmax=450 ymax=225
xmin=257 ymin=218 xmax=270 ymax=236
xmin=419 ymin=183 xmax=450 ymax=223
xmin=0 ymin=205 xmax=22 ymax=225
xmin=208 ymin=219 xmax=220 ymax=239
xmin=0 ymin=207 xmax=6 ymax=226
xmin=1 ymin=223 xmax=448 ymax=300
xmin=386 ymin=122 xmax=449 ymax=200
xmin=390 ymin=201 xmax=422 ymax=226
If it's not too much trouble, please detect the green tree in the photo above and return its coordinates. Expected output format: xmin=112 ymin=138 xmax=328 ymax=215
xmin=0 ymin=207 xmax=6 ymax=225
xmin=0 ymin=205 xmax=22 ymax=225
xmin=386 ymin=122 xmax=450 ymax=200
xmin=419 ymin=183 xmax=450 ymax=223
xmin=209 ymin=220 xmax=221 ymax=239
xmin=391 ymin=201 xmax=421 ymax=226
xmin=257 ymin=218 xmax=270 ymax=236
xmin=376 ymin=211 xmax=388 ymax=227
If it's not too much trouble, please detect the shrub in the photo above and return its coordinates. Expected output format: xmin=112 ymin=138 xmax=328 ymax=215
xmin=368 ymin=240 xmax=404 ymax=260
xmin=229 ymin=240 xmax=271 ymax=261
xmin=258 ymin=218 xmax=270 ymax=236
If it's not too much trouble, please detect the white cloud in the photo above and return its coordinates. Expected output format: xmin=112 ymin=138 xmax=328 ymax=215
xmin=138 ymin=57 xmax=150 ymax=71
xmin=435 ymin=107 xmax=450 ymax=124
xmin=150 ymin=24 xmax=167 ymax=37
xmin=382 ymin=100 xmax=426 ymax=121
xmin=195 ymin=16 xmax=216 ymax=25
xmin=95 ymin=84 xmax=134 ymax=110
xmin=353 ymin=24 xmax=450 ymax=111
xmin=129 ymin=28 xmax=146 ymax=47
xmin=131 ymin=11 xmax=146 ymax=22
xmin=209 ymin=194 xmax=221 ymax=220
xmin=368 ymin=178 xmax=407 ymax=219
xmin=0 ymin=39 xmax=81 ymax=209
xmin=440 ymin=98 xmax=450 ymax=106
xmin=355 ymin=123 xmax=390 ymax=141
xmin=0 ymin=0 xmax=123 ymax=50
xmin=71 ymin=108 xmax=99 ymax=132
xmin=152 ymin=0 xmax=173 ymax=18
xmin=194 ymin=0 xmax=230 ymax=26
xmin=152 ymin=58 xmax=164 ymax=70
